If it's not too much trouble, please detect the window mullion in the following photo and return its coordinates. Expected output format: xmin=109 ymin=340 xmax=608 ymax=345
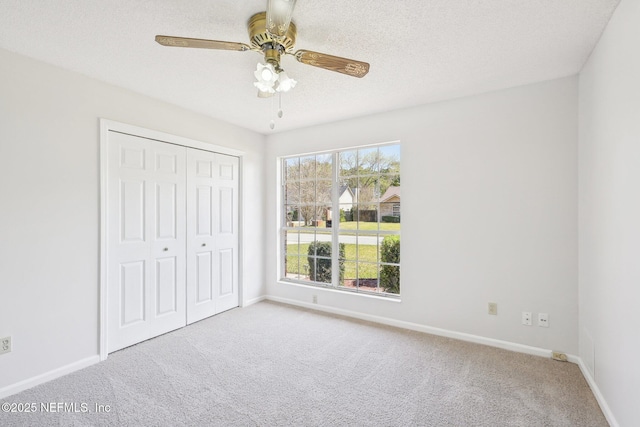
xmin=281 ymin=160 xmax=286 ymax=279
xmin=331 ymin=152 xmax=340 ymax=288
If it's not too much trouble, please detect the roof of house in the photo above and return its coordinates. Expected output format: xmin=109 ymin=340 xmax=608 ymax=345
xmin=379 ymin=186 xmax=400 ymax=203
xmin=339 ymin=185 xmax=354 ymax=197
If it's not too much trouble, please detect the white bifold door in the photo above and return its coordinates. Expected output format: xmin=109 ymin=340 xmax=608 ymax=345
xmin=107 ymin=131 xmax=238 ymax=353
xmin=186 ymin=149 xmax=239 ymax=323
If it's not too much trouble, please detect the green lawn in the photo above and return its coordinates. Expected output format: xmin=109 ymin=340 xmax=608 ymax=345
xmin=338 ymin=221 xmax=400 ymax=232
xmin=286 ymin=242 xmax=379 ymax=279
xmin=290 ymin=221 xmax=400 ymax=234
xmin=285 ymin=222 xmax=400 ymax=283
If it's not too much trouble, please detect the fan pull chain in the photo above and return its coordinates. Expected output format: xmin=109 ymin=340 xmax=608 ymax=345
xmin=269 ymin=92 xmax=286 ymax=130
xmin=269 ymin=93 xmax=276 ymax=130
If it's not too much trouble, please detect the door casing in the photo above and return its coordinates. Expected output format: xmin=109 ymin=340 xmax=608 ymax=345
xmin=99 ymin=119 xmax=245 ymax=361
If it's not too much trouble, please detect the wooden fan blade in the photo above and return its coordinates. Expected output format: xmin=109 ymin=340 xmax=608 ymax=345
xmin=293 ymin=50 xmax=370 ymax=78
xmin=155 ymin=35 xmax=250 ymax=52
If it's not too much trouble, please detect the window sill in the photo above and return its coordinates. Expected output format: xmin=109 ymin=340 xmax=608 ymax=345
xmin=277 ymin=279 xmax=402 ymax=303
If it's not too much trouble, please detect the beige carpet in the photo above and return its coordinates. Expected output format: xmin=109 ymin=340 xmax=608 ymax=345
xmin=0 ymin=301 xmax=607 ymax=426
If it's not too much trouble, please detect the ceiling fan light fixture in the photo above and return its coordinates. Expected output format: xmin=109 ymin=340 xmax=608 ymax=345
xmin=266 ymin=0 xmax=297 ymax=41
xmin=257 ymin=89 xmax=274 ymax=98
xmin=276 ymin=71 xmax=297 ymax=92
xmin=253 ymin=82 xmax=276 ymax=93
xmin=254 ymin=62 xmax=279 ymax=93
xmin=156 ymin=1 xmax=370 ymax=128
xmin=261 ymin=67 xmax=275 ymax=81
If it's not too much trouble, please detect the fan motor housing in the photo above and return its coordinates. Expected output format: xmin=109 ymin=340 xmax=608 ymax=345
xmin=248 ymin=12 xmax=297 ymax=52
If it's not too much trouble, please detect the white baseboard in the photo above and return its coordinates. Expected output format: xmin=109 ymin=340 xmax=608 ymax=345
xmin=266 ymin=296 xmax=621 ymax=425
xmin=575 ymin=357 xmax=619 ymax=427
xmin=1 ymin=296 xmax=264 ymax=399
xmin=266 ymin=295 xmax=557 ymax=358
xmin=242 ymin=295 xmax=267 ymax=308
xmin=1 ymin=300 xmax=619 ymax=427
xmin=0 ymin=355 xmax=100 ymax=400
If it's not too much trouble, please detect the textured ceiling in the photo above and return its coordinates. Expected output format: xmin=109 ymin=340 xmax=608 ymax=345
xmin=0 ymin=0 xmax=620 ymax=134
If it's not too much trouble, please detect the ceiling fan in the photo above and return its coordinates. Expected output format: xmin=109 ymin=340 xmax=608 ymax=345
xmin=155 ymin=0 xmax=370 ymax=98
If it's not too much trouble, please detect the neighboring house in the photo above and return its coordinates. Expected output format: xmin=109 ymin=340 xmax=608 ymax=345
xmin=338 ymin=185 xmax=356 ymax=207
xmin=379 ymin=186 xmax=400 ymax=217
xmin=326 ymin=186 xmax=357 ymax=224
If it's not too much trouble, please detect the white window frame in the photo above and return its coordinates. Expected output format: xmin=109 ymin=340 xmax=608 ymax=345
xmin=279 ymin=142 xmax=400 ymax=296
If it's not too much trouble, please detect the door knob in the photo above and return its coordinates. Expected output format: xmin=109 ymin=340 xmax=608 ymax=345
xmin=163 ymin=248 xmax=168 ymax=251
xmin=202 ymin=243 xmax=206 ymax=247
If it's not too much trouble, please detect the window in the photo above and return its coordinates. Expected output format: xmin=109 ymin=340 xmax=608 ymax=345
xmin=281 ymin=143 xmax=401 ymax=295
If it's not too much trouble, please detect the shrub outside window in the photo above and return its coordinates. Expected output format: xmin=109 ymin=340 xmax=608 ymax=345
xmin=281 ymin=143 xmax=400 ymax=296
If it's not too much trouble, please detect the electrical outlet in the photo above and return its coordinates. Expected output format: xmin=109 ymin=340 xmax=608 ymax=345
xmin=312 ymin=295 xmax=318 ymax=304
xmin=552 ymin=351 xmax=568 ymax=362
xmin=0 ymin=336 xmax=11 ymax=355
xmin=488 ymin=302 xmax=497 ymax=315
xmin=538 ymin=313 xmax=549 ymax=327
xmin=522 ymin=312 xmax=532 ymax=326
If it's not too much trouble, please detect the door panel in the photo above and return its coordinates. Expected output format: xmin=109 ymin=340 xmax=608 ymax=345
xmin=156 ymin=152 xmax=177 ymax=174
xmin=120 ymin=261 xmax=145 ymax=325
xmin=120 ymin=180 xmax=145 ymax=242
xmin=187 ymin=151 xmax=239 ymax=323
xmin=219 ymin=249 xmax=233 ymax=296
xmin=219 ymin=164 xmax=233 ymax=180
xmin=147 ymin=139 xmax=186 ymax=339
xmin=219 ymin=188 xmax=233 ymax=234
xmin=156 ymin=182 xmax=177 ymax=239
xmin=196 ymin=252 xmax=213 ymax=303
xmin=108 ymin=132 xmax=186 ymax=353
xmin=155 ymin=257 xmax=177 ymax=316
xmin=120 ymin=146 xmax=145 ymax=169
xmin=196 ymin=159 xmax=212 ymax=177
xmin=107 ymin=129 xmax=239 ymax=351
xmin=196 ymin=186 xmax=213 ymax=236
xmin=187 ymin=150 xmax=216 ymax=323
xmin=212 ymin=154 xmax=239 ymax=314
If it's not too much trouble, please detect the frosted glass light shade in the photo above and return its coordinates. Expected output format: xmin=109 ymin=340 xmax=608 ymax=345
xmin=276 ymin=71 xmax=297 ymax=92
xmin=254 ymin=63 xmax=279 ymax=93
xmin=266 ymin=0 xmax=297 ymax=41
xmin=261 ymin=67 xmax=275 ymax=81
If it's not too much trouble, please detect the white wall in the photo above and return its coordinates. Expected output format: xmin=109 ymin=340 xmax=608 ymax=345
xmin=579 ymin=0 xmax=640 ymax=425
xmin=266 ymin=76 xmax=579 ymax=354
xmin=0 ymin=48 xmax=265 ymax=393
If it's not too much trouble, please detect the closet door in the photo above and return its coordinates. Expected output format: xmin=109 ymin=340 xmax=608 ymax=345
xmin=187 ymin=150 xmax=239 ymax=323
xmin=107 ymin=132 xmax=186 ymax=352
